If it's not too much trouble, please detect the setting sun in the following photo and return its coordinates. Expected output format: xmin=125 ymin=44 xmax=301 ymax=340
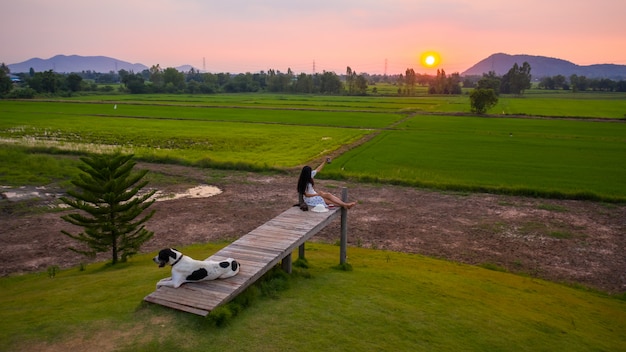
xmin=420 ymin=52 xmax=441 ymax=68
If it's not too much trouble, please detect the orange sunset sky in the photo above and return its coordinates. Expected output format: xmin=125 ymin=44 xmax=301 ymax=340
xmin=2 ymin=0 xmax=625 ymax=75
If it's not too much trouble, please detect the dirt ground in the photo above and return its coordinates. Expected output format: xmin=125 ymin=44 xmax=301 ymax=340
xmin=1 ymin=163 xmax=625 ymax=294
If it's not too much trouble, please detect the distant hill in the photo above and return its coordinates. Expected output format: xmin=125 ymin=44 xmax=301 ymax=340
xmin=7 ymin=55 xmax=149 ymax=74
xmin=462 ymin=53 xmax=626 ymax=80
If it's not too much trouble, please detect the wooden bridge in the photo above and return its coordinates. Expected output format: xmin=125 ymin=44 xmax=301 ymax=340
xmin=144 ymin=189 xmax=349 ymax=316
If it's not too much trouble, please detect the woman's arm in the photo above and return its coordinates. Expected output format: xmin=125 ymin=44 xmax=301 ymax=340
xmin=314 ymin=159 xmax=327 ymax=174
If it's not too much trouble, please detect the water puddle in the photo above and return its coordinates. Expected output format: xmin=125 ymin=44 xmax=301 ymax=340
xmin=1 ymin=185 xmax=223 ymax=207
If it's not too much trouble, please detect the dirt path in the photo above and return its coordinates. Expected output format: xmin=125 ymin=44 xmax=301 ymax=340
xmin=1 ymin=163 xmax=624 ymax=294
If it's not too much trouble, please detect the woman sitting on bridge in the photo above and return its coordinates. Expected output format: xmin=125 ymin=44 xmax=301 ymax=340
xmin=297 ymin=158 xmax=357 ymax=210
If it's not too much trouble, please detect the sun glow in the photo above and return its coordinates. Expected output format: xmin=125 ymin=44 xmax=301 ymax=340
xmin=420 ymin=52 xmax=441 ymax=68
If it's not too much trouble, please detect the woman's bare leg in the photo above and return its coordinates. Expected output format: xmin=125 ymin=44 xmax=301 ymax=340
xmin=319 ymin=191 xmax=357 ymax=209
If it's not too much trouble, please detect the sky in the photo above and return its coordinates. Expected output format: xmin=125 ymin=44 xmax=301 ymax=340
xmin=2 ymin=0 xmax=625 ymax=75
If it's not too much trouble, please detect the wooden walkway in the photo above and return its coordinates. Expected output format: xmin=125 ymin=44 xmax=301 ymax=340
xmin=144 ymin=205 xmax=342 ymax=316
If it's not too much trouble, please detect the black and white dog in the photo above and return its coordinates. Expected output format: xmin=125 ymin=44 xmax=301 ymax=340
xmin=153 ymin=248 xmax=240 ymax=288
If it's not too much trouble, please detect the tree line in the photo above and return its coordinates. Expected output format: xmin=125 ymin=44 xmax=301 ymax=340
xmin=1 ymin=63 xmax=464 ymax=97
xmin=1 ymin=64 xmax=359 ymax=97
xmin=537 ymin=74 xmax=626 ymax=92
xmin=3 ymin=61 xmax=626 ymax=99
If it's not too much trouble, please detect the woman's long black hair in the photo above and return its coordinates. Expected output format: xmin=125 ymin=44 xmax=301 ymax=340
xmin=297 ymin=166 xmax=313 ymax=194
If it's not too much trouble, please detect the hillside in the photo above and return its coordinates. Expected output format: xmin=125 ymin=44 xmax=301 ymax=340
xmin=462 ymin=53 xmax=626 ymax=80
xmin=7 ymin=54 xmax=149 ymax=73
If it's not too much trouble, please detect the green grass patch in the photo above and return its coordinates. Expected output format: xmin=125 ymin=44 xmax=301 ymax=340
xmin=0 ymin=146 xmax=79 ymax=186
xmin=537 ymin=203 xmax=569 ymax=212
xmin=496 ymin=92 xmax=626 ymax=119
xmin=0 ymin=103 xmax=371 ymax=168
xmin=0 ymin=100 xmax=404 ymax=128
xmin=325 ymin=114 xmax=626 ymax=201
xmin=1 ymin=243 xmax=625 ymax=351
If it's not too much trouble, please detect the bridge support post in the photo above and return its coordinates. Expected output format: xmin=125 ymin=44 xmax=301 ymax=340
xmin=340 ymin=187 xmax=348 ymax=265
xmin=281 ymin=253 xmax=292 ymax=274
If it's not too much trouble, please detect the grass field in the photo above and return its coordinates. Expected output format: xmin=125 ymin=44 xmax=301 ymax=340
xmin=325 ymin=114 xmax=626 ymax=200
xmin=1 ymin=93 xmax=626 ymax=350
xmin=1 ymin=93 xmax=625 ymax=201
xmin=1 ymin=243 xmax=624 ymax=351
xmin=65 ymin=91 xmax=626 ymax=118
xmin=496 ymin=93 xmax=626 ymax=118
xmin=0 ymin=101 xmax=373 ymax=168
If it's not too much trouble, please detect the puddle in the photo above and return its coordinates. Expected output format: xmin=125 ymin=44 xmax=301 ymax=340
xmin=1 ymin=186 xmax=63 ymax=201
xmin=150 ymin=185 xmax=222 ymax=202
xmin=1 ymin=185 xmax=223 ymax=206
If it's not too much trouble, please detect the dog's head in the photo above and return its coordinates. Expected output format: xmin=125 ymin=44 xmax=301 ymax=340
xmin=153 ymin=248 xmax=182 ymax=268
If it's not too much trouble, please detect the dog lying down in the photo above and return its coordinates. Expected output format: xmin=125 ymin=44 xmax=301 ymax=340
xmin=153 ymin=248 xmax=240 ymax=288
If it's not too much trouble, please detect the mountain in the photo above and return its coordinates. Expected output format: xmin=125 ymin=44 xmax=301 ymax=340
xmin=462 ymin=53 xmax=626 ymax=80
xmin=176 ymin=65 xmax=198 ymax=72
xmin=7 ymin=55 xmax=149 ymax=73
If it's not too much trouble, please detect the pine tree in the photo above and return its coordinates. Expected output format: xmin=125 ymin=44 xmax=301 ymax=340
xmin=60 ymin=153 xmax=156 ymax=264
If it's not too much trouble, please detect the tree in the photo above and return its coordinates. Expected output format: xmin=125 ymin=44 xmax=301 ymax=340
xmin=28 ymin=70 xmax=62 ymax=94
xmin=319 ymin=71 xmax=343 ymax=94
xmin=428 ymin=69 xmax=462 ymax=94
xmin=405 ymin=68 xmax=416 ymax=95
xmin=470 ymin=88 xmax=498 ymax=114
xmin=346 ymin=66 xmax=355 ymax=94
xmin=163 ymin=67 xmax=185 ymax=91
xmin=354 ymin=74 xmax=368 ymax=95
xmin=294 ymin=73 xmax=313 ymax=93
xmin=0 ymin=63 xmax=12 ymax=96
xmin=500 ymin=62 xmax=531 ymax=95
xmin=476 ymin=71 xmax=501 ymax=94
xmin=149 ymin=64 xmax=164 ymax=90
xmin=122 ymin=73 xmax=146 ymax=94
xmin=569 ymin=74 xmax=589 ymax=92
xmin=60 ymin=153 xmax=156 ymax=264
xmin=66 ymin=73 xmax=83 ymax=92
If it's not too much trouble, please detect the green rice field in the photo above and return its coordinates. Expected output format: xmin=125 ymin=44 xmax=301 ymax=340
xmin=1 ymin=92 xmax=625 ymax=201
xmin=326 ymin=114 xmax=626 ymax=200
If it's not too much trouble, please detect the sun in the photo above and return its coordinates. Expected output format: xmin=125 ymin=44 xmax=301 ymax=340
xmin=420 ymin=52 xmax=441 ymax=68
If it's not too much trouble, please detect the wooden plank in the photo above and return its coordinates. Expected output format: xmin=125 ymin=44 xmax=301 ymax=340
xmin=144 ymin=296 xmax=210 ymax=316
xmin=144 ymin=205 xmax=341 ymax=315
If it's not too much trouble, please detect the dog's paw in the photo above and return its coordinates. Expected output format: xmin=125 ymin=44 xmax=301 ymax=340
xmin=156 ymin=278 xmax=173 ymax=289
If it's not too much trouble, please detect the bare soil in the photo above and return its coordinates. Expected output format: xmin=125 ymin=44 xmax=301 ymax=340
xmin=1 ymin=163 xmax=625 ymax=294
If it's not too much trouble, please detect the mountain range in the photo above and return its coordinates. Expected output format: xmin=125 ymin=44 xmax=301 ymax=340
xmin=462 ymin=53 xmax=626 ymax=80
xmin=8 ymin=55 xmax=151 ymax=74
xmin=7 ymin=54 xmax=626 ymax=80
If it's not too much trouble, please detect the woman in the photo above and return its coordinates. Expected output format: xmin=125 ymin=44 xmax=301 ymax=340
xmin=297 ymin=159 xmax=357 ymax=209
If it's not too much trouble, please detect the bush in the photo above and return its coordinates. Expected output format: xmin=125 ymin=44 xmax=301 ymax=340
xmin=6 ymin=88 xmax=36 ymax=99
